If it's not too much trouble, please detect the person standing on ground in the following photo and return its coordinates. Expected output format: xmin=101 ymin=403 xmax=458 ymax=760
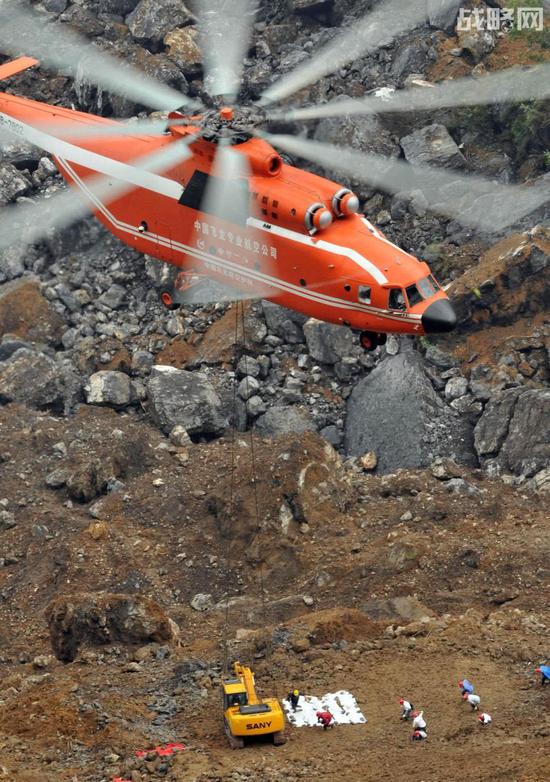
xmin=316 ymin=709 xmax=334 ymax=730
xmin=399 ymin=698 xmax=413 ymax=720
xmin=535 ymin=666 xmax=550 ymax=686
xmin=287 ymin=689 xmax=301 ymax=711
xmin=478 ymin=713 xmax=492 ymax=726
xmin=463 ymin=693 xmax=481 ymax=711
xmin=458 ymin=679 xmax=474 ymax=696
xmin=412 ymin=710 xmax=427 ymax=733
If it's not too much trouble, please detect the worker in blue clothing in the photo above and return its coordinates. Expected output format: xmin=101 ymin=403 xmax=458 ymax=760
xmin=458 ymin=679 xmax=474 ymax=696
xmin=535 ymin=665 xmax=550 ymax=686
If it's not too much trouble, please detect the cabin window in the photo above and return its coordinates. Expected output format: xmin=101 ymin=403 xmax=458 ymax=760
xmin=226 ymin=692 xmax=248 ymax=709
xmin=358 ymin=285 xmax=371 ymax=304
xmin=406 ymin=284 xmax=423 ymax=307
xmin=388 ymin=288 xmax=406 ymax=311
xmin=417 ymin=276 xmax=436 ymax=299
xmin=429 ymin=274 xmax=440 ymax=290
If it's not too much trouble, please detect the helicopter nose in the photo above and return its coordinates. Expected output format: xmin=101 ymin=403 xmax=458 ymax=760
xmin=421 ymin=298 xmax=457 ymax=334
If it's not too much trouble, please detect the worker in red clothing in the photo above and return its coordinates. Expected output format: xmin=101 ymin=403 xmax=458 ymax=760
xmin=316 ymin=709 xmax=334 ymax=730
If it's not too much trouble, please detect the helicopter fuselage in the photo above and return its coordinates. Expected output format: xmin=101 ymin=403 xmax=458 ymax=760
xmin=0 ymin=88 xmax=457 ymax=339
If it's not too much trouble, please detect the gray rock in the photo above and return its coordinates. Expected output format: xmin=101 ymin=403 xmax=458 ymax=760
xmin=131 ymin=349 xmax=154 ymax=376
xmin=85 ymin=371 xmax=133 ymax=408
xmin=97 ymin=284 xmax=126 ymax=310
xmin=475 ymin=389 xmax=550 ymax=478
xmin=424 ymin=344 xmax=459 ymax=369
xmin=314 ymin=111 xmax=400 ymax=160
xmin=345 ymin=344 xmax=475 ymax=472
xmin=400 ymin=124 xmax=465 ymax=169
xmin=190 ymin=593 xmax=213 ymax=611
xmin=262 ymin=301 xmax=306 ymax=343
xmin=0 ymin=348 xmax=65 ymax=410
xmin=445 ymin=376 xmax=468 ymax=401
xmin=391 ymin=42 xmax=431 ymax=81
xmin=42 ymin=0 xmax=68 ymax=12
xmin=0 ymin=246 xmax=25 ymax=283
xmin=127 ymin=0 xmax=194 ymax=46
xmin=0 ymin=162 xmax=31 ymax=206
xmin=237 ymin=376 xmax=260 ymax=401
xmin=147 ymin=365 xmax=227 ymax=436
xmin=246 ymin=395 xmax=267 ymax=418
xmin=290 ymin=0 xmax=333 ymax=12
xmin=427 ymin=0 xmax=461 ymax=32
xmin=474 ymin=388 xmax=522 ymax=458
xmin=458 ymin=27 xmax=496 ymax=64
xmin=303 ymin=319 xmax=355 ymax=364
xmin=0 ymin=510 xmax=16 ymax=530
xmin=255 ymin=406 xmax=316 ymax=437
xmin=236 ymin=355 xmax=260 ymax=378
xmin=320 ymin=425 xmax=342 ymax=447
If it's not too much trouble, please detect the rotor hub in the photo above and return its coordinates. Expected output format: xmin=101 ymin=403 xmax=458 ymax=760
xmin=200 ymin=104 xmax=267 ymax=144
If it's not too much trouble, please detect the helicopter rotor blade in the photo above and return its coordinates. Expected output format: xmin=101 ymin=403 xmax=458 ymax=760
xmin=27 ymin=116 xmax=203 ymax=141
xmin=198 ymin=0 xmax=258 ymax=101
xmin=258 ymin=0 xmax=457 ymax=107
xmin=0 ymin=0 xmax=200 ymax=112
xmin=266 ymin=64 xmax=550 ymax=123
xmin=260 ymin=133 xmax=550 ymax=233
xmin=0 ymin=134 xmax=198 ymax=252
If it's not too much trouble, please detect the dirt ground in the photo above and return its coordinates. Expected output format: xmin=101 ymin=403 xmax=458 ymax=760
xmin=0 ymin=398 xmax=549 ymax=782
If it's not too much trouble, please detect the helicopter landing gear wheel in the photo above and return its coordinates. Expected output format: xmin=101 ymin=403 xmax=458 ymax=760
xmin=359 ymin=331 xmax=377 ymax=351
xmin=161 ymin=291 xmax=178 ymax=311
xmin=377 ymin=332 xmax=387 ymax=346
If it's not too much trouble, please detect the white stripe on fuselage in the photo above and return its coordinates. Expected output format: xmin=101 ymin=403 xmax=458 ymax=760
xmin=57 ymin=157 xmax=421 ymax=325
xmin=248 ymin=217 xmax=388 ymax=285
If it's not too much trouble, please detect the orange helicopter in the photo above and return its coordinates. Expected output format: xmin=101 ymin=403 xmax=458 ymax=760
xmin=0 ymin=1 xmax=546 ymax=350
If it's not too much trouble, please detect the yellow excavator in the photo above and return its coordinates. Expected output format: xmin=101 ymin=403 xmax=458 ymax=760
xmin=222 ymin=661 xmax=286 ymax=748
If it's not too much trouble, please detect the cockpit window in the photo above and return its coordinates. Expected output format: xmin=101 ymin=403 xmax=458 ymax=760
xmin=388 ymin=288 xmax=406 ymax=311
xmin=417 ymin=276 xmax=437 ymax=299
xmin=406 ymin=284 xmax=422 ymax=307
xmin=429 ymin=274 xmax=439 ymax=290
xmin=358 ymin=285 xmax=371 ymax=304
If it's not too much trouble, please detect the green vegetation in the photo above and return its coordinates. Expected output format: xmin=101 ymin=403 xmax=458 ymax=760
xmin=505 ymin=0 xmax=550 ymax=48
xmin=510 ymin=101 xmax=550 ymax=159
xmin=544 ymin=150 xmax=550 ymax=169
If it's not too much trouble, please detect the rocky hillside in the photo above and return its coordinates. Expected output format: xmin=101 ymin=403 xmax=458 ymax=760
xmin=0 ymin=0 xmax=549 ymax=780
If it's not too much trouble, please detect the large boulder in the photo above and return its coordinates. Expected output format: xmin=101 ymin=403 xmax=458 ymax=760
xmin=0 ymin=277 xmax=64 ymax=344
xmin=400 ymin=123 xmax=465 ymax=169
xmin=0 ymin=348 xmax=66 ymax=410
xmin=314 ymin=111 xmax=400 ymax=160
xmin=427 ymin=0 xmax=461 ymax=32
xmin=163 ymin=26 xmax=201 ymax=75
xmin=45 ymin=593 xmax=179 ymax=662
xmin=147 ymin=365 xmax=227 ymax=436
xmin=303 ymin=318 xmax=356 ymax=364
xmin=474 ymin=388 xmax=550 ymax=478
xmin=262 ymin=301 xmax=306 ymax=344
xmin=344 ymin=343 xmax=475 ymax=472
xmin=255 ymin=406 xmax=316 ymax=436
xmin=126 ymin=0 xmax=194 ymax=47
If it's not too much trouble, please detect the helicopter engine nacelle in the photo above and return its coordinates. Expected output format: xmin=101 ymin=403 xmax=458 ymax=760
xmin=332 ymin=188 xmax=359 ymax=217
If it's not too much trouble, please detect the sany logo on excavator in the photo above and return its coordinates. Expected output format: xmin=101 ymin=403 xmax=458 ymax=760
xmin=246 ymin=721 xmax=272 ymax=730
